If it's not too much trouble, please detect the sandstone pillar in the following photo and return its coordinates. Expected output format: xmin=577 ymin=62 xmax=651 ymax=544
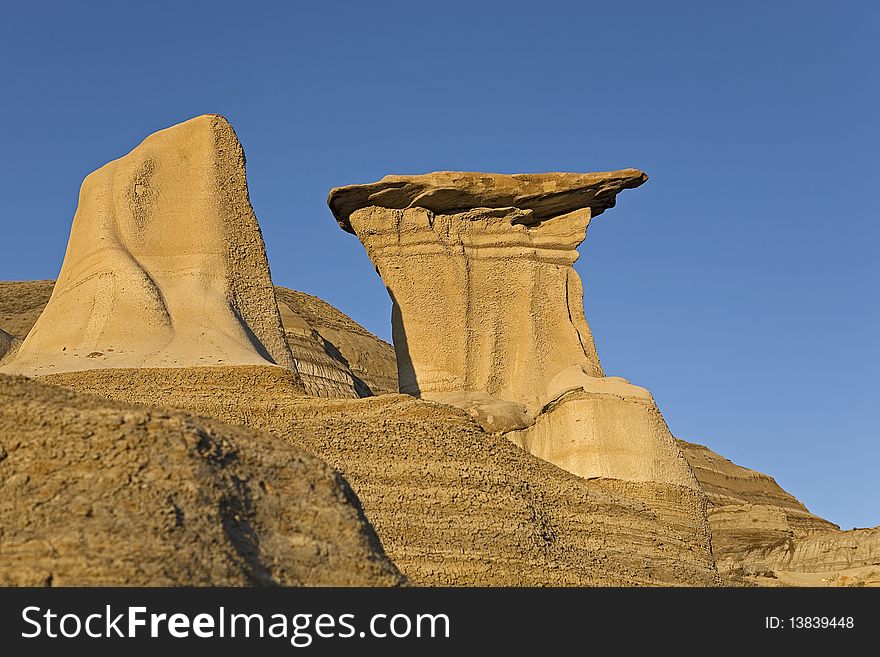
xmin=329 ymin=171 xmax=698 ymax=489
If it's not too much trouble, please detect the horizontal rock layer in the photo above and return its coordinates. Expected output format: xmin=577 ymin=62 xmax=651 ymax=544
xmin=677 ymin=439 xmax=878 ymax=586
xmin=275 ymin=287 xmax=398 ymax=398
xmin=329 ymin=169 xmax=648 ymax=233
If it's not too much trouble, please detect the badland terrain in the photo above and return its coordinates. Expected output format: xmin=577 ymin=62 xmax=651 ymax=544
xmin=1 ymin=115 xmax=875 ymax=586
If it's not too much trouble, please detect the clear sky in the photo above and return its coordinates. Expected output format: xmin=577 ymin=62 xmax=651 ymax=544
xmin=0 ymin=1 xmax=876 ymax=529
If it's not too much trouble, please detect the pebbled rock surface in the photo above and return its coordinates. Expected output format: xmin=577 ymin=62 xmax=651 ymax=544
xmin=0 ymin=373 xmax=404 ymax=586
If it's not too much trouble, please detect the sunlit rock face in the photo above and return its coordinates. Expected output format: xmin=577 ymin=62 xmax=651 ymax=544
xmin=2 ymin=114 xmax=296 ymax=377
xmin=329 ymin=170 xmax=699 ymax=491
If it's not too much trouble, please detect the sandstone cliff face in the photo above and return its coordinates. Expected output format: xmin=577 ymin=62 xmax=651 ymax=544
xmin=678 ymin=440 xmax=879 ymax=586
xmin=1 ymin=115 xmax=295 ymax=376
xmin=0 ymin=373 xmax=403 ymax=586
xmin=40 ymin=366 xmax=720 ymax=586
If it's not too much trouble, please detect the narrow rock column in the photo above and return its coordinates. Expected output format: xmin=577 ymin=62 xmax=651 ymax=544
xmin=329 ymin=171 xmax=700 ymax=490
xmin=347 ymin=203 xmax=603 ymax=419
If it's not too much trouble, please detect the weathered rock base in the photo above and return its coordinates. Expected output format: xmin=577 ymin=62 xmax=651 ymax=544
xmin=0 ymin=374 xmax=404 ymax=586
xmin=41 ymin=366 xmax=721 ymax=586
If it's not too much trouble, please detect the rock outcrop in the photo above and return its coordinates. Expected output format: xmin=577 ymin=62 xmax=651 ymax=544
xmin=0 ymin=373 xmax=404 ymax=586
xmin=41 ymin=366 xmax=720 ymax=586
xmin=328 ymin=171 xmax=698 ymax=491
xmin=1 ymin=115 xmax=295 ymax=377
xmin=275 ymin=287 xmax=397 ymax=398
xmin=1 ymin=279 xmax=397 ymax=398
xmin=679 ymin=439 xmax=880 ymax=586
xmin=0 ymin=280 xmax=54 ymax=339
xmin=11 ymin=276 xmax=874 ymax=587
xmin=0 ymin=328 xmax=19 ymax=362
xmin=735 ymin=528 xmax=880 ymax=587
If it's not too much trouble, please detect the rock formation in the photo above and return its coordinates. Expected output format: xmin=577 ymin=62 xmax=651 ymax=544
xmin=9 ymin=278 xmax=876 ymax=587
xmin=40 ymin=366 xmax=720 ymax=586
xmin=0 ymin=373 xmax=404 ymax=586
xmin=275 ymin=287 xmax=397 ymax=398
xmin=678 ymin=440 xmax=880 ymax=586
xmin=1 ymin=279 xmax=396 ymax=399
xmin=0 ymin=115 xmax=295 ymax=377
xmin=328 ymin=171 xmax=698 ymax=490
xmin=0 ymin=328 xmax=19 ymax=362
xmin=1 ymin=121 xmax=872 ymax=587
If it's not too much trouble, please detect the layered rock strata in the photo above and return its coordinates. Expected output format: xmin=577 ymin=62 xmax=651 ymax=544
xmin=678 ymin=440 xmax=880 ymax=586
xmin=0 ymin=328 xmax=19 ymax=361
xmin=42 ymin=366 xmax=720 ymax=586
xmin=275 ymin=287 xmax=397 ymax=398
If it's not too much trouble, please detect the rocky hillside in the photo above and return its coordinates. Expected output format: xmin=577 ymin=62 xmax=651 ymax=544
xmin=40 ymin=365 xmax=719 ymax=586
xmin=3 ymin=279 xmax=876 ymax=586
xmin=275 ymin=287 xmax=397 ymax=397
xmin=0 ymin=373 xmax=403 ymax=586
xmin=678 ymin=440 xmax=879 ymax=586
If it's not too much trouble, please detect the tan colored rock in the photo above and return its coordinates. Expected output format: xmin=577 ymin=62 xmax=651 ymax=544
xmin=0 ymin=280 xmax=53 ymax=338
xmin=679 ymin=439 xmax=879 ymax=586
xmin=41 ymin=366 xmax=720 ymax=586
xmin=508 ymin=390 xmax=697 ymax=486
xmin=0 ymin=373 xmax=404 ymax=586
xmin=0 ymin=328 xmax=19 ymax=362
xmin=0 ymin=280 xmax=397 ymax=398
xmin=738 ymin=528 xmax=880 ymax=587
xmin=1 ymin=115 xmax=295 ymax=377
xmin=328 ymin=170 xmax=698 ymax=491
xmin=275 ymin=287 xmax=398 ymax=398
xmin=678 ymin=438 xmax=837 ymax=538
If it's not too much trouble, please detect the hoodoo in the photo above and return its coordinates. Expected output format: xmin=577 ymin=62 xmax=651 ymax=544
xmin=329 ymin=170 xmax=697 ymax=489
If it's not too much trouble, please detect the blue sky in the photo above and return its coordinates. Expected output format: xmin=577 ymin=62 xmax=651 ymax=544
xmin=0 ymin=1 xmax=876 ymax=529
